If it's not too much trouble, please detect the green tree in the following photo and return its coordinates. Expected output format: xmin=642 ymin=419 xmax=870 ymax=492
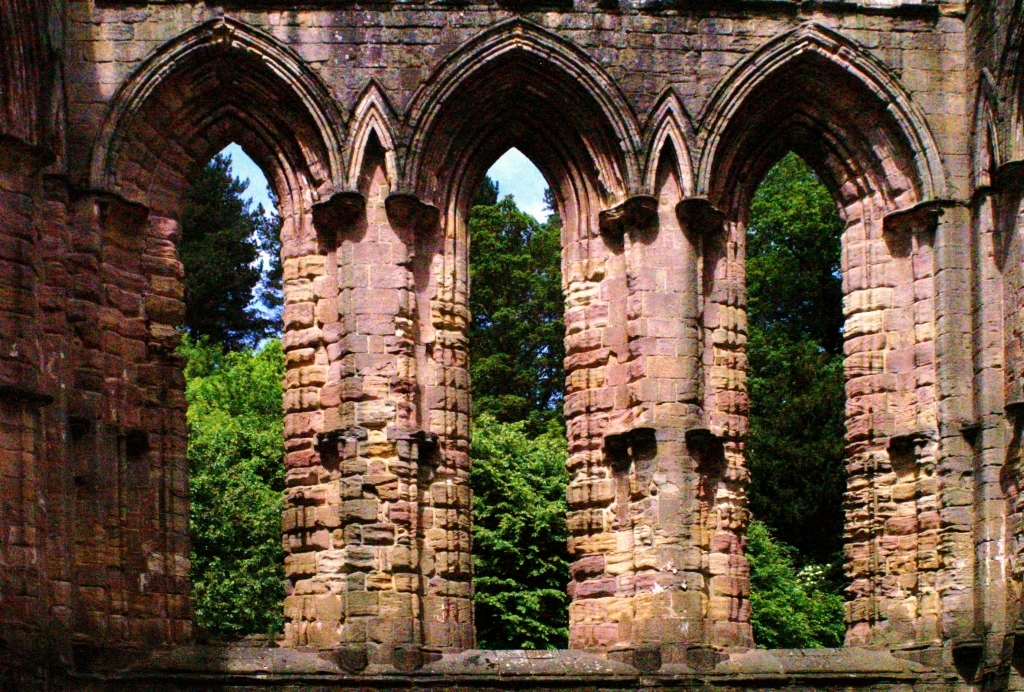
xmin=746 ymin=521 xmax=845 ymax=648
xmin=180 ymin=153 xmax=282 ymax=350
xmin=471 ymin=414 xmax=570 ymax=649
xmin=745 ymin=152 xmax=847 ymax=567
xmin=468 ymin=177 xmax=570 ymax=648
xmin=181 ymin=336 xmax=285 ymax=640
xmin=747 ymin=153 xmax=845 ymax=355
xmin=469 ymin=183 xmax=564 ymax=431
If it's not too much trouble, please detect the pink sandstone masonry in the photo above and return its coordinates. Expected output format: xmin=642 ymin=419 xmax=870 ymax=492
xmin=4 ymin=0 xmax=1024 ymax=689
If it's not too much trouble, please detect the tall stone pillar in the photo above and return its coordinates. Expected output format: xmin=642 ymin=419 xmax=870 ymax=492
xmin=966 ymin=181 xmax=1016 ymax=679
xmin=283 ymin=181 xmax=451 ymax=667
xmin=842 ymin=201 xmax=968 ymax=654
xmin=994 ymin=172 xmax=1024 ymax=668
xmin=383 ymin=193 xmax=473 ymax=658
xmin=565 ymin=189 xmax=750 ymax=656
xmin=677 ymin=199 xmax=751 ymax=650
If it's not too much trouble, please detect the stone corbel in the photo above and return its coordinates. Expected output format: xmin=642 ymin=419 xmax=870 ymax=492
xmin=887 ymin=431 xmax=930 ymax=456
xmin=599 ymin=195 xmax=658 ymax=242
xmin=684 ymin=426 xmax=722 ymax=447
xmin=95 ymin=192 xmax=149 ymax=236
xmin=882 ymin=200 xmax=958 ymax=254
xmin=385 ymin=193 xmax=440 ymax=237
xmin=317 ymin=425 xmax=367 ymax=455
xmin=604 ymin=426 xmax=657 ymax=469
xmin=675 ymin=197 xmax=724 ymax=238
xmin=0 ymin=382 xmax=53 ymax=406
xmin=387 ymin=425 xmax=439 ymax=457
xmin=312 ymin=190 xmax=365 ymax=248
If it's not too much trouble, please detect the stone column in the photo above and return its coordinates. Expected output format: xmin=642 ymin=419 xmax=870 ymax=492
xmin=0 ymin=139 xmax=49 ymax=661
xmin=932 ymin=202 xmax=980 ymax=668
xmin=0 ymin=138 xmax=49 ymax=402
xmin=993 ymin=171 xmax=1024 ymax=667
xmin=284 ymin=184 xmax=446 ymax=669
xmin=967 ymin=180 xmax=1013 ymax=679
xmin=282 ymin=190 xmax=363 ymax=650
xmin=566 ymin=191 xmax=750 ymax=657
xmin=677 ymin=199 xmax=751 ymax=651
xmin=843 ymin=201 xmax=960 ymax=653
xmin=0 ymin=142 xmax=50 ymax=661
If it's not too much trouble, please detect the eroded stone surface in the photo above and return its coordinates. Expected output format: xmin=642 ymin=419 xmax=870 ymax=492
xmin=2 ymin=0 xmax=1024 ymax=689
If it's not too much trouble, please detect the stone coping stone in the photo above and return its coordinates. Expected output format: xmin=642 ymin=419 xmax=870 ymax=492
xmin=142 ymin=645 xmax=345 ymax=676
xmin=423 ymin=648 xmax=637 ymax=678
xmin=130 ymin=645 xmax=924 ymax=684
xmin=711 ymin=648 xmax=925 ymax=678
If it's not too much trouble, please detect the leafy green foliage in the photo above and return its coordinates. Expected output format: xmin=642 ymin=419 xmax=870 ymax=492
xmin=471 ymin=414 xmax=570 ymax=649
xmin=469 ymin=187 xmax=564 ymax=431
xmin=180 ymin=153 xmax=282 ymax=350
xmin=181 ymin=336 xmax=285 ymax=640
xmin=747 ymin=152 xmax=845 ymax=355
xmin=745 ymin=152 xmax=847 ymax=566
xmin=473 ymin=176 xmax=499 ymax=207
xmin=468 ymin=177 xmax=570 ymax=648
xmin=746 ymin=521 xmax=845 ymax=648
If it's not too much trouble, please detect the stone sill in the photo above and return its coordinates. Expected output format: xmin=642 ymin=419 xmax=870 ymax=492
xmin=90 ymin=0 xmax=949 ymax=21
xmin=80 ymin=645 xmax=931 ymax=687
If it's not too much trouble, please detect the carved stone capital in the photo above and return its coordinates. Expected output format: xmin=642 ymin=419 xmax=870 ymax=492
xmin=312 ymin=190 xmax=365 ymax=245
xmin=675 ymin=198 xmax=724 ymax=236
xmin=599 ymin=195 xmax=657 ymax=240
xmin=385 ymin=192 xmax=440 ymax=235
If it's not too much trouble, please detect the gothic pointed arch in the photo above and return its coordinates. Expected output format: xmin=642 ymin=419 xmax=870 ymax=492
xmin=89 ymin=17 xmax=344 ymax=216
xmin=346 ymin=80 xmax=399 ymax=191
xmin=999 ymin=0 xmax=1024 ymax=162
xmin=974 ymin=71 xmax=1001 ymax=191
xmin=698 ymin=22 xmax=947 ymax=211
xmin=402 ymin=17 xmax=642 ymax=210
xmin=643 ymin=89 xmax=695 ymax=197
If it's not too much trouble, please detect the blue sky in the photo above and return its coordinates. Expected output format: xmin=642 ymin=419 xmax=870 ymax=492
xmin=485 ymin=148 xmax=550 ymax=220
xmin=222 ymin=143 xmax=550 ymax=221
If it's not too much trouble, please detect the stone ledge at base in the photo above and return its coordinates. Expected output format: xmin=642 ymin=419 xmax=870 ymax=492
xmin=55 ymin=645 xmax=944 ymax=691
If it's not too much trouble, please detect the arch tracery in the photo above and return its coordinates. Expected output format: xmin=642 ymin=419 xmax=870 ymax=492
xmin=698 ymin=21 xmax=965 ymax=653
xmin=643 ymin=89 xmax=696 ymax=198
xmin=90 ymin=17 xmax=344 ymax=216
xmin=698 ymin=22 xmax=946 ymax=210
xmin=403 ymin=17 xmax=643 ymax=210
xmin=346 ymin=80 xmax=400 ymax=192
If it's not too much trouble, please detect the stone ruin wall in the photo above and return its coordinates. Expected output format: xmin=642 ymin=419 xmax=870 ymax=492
xmin=4 ymin=0 xmax=1024 ymax=689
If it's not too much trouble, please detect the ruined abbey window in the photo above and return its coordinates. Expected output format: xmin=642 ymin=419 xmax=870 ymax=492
xmin=466 ymin=149 xmax=570 ymax=649
xmin=743 ymin=152 xmax=847 ymax=647
xmin=177 ymin=144 xmax=288 ymax=640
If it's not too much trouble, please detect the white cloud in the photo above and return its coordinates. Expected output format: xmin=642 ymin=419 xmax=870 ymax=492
xmin=486 ymin=148 xmax=551 ymax=221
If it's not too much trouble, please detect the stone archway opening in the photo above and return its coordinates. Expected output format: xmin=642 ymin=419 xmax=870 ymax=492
xmin=465 ymin=148 xmax=570 ymax=649
xmin=401 ymin=32 xmax=640 ymax=654
xmin=175 ymin=142 xmax=289 ymax=642
xmin=77 ymin=19 xmax=342 ymax=654
xmin=741 ymin=150 xmax=848 ymax=648
xmin=703 ymin=39 xmax=955 ymax=652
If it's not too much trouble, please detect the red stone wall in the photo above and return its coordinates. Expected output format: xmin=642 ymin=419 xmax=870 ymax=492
xmin=8 ymin=0 xmax=1024 ymax=680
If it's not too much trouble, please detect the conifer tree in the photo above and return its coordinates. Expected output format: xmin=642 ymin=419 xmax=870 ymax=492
xmin=179 ymin=153 xmax=282 ymax=350
xmin=746 ymin=152 xmax=847 ymax=568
